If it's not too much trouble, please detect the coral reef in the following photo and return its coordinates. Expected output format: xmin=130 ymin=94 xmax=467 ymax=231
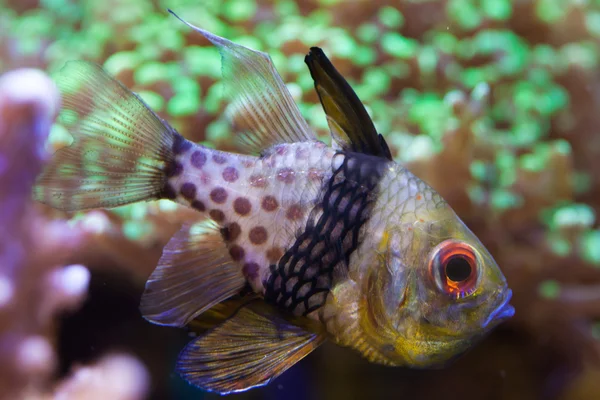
xmin=0 ymin=66 xmax=150 ymax=400
xmin=1 ymin=0 xmax=599 ymax=399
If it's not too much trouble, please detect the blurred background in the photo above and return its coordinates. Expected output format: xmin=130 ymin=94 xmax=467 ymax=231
xmin=1 ymin=0 xmax=600 ymax=399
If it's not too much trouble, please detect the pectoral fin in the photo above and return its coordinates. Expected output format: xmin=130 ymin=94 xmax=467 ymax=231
xmin=177 ymin=300 xmax=325 ymax=394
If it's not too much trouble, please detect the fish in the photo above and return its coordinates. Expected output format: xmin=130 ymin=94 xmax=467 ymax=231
xmin=34 ymin=10 xmax=515 ymax=395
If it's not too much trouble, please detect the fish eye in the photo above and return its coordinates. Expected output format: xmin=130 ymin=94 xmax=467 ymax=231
xmin=429 ymin=240 xmax=479 ymax=298
xmin=446 ymin=256 xmax=472 ymax=282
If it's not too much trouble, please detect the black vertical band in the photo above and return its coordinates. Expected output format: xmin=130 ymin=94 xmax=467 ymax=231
xmin=264 ymin=151 xmax=388 ymax=316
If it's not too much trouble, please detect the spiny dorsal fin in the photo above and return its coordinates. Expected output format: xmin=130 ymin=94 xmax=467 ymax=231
xmin=304 ymin=47 xmax=392 ymax=160
xmin=140 ymin=219 xmax=245 ymax=327
xmin=169 ymin=10 xmax=316 ymax=154
xmin=177 ymin=300 xmax=325 ymax=394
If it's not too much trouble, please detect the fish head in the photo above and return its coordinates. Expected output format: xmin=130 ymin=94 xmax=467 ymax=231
xmin=362 ymin=202 xmax=514 ymax=367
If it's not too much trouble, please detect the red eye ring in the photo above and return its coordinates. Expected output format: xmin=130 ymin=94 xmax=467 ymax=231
xmin=429 ymin=240 xmax=479 ymax=298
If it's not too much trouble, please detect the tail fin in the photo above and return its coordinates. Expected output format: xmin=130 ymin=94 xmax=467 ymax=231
xmin=34 ymin=61 xmax=178 ymax=211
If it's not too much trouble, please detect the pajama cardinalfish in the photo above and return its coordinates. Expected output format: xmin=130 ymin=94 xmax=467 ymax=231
xmin=34 ymin=10 xmax=514 ymax=395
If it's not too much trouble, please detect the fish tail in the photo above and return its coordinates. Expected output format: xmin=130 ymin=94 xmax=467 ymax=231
xmin=34 ymin=61 xmax=182 ymax=211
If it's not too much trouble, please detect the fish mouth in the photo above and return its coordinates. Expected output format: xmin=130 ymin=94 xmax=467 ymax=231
xmin=482 ymin=289 xmax=515 ymax=329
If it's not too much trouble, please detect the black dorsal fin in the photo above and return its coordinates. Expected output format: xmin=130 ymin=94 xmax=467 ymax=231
xmin=304 ymin=47 xmax=392 ymax=160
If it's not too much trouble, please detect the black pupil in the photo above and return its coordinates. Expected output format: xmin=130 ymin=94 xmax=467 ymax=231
xmin=445 ymin=256 xmax=472 ymax=282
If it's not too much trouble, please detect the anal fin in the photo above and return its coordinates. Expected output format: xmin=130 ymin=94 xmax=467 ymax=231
xmin=177 ymin=300 xmax=325 ymax=394
xmin=140 ymin=220 xmax=245 ymax=327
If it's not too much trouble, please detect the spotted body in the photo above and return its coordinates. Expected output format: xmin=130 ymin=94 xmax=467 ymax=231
xmin=34 ymin=10 xmax=514 ymax=395
xmin=166 ymin=140 xmax=337 ymax=293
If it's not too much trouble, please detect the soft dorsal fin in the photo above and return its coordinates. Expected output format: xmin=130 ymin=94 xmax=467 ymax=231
xmin=140 ymin=220 xmax=245 ymax=327
xmin=169 ymin=10 xmax=316 ymax=154
xmin=177 ymin=300 xmax=325 ymax=394
xmin=304 ymin=47 xmax=392 ymax=160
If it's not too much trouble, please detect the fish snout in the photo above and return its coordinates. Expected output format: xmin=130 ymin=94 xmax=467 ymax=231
xmin=482 ymin=289 xmax=514 ymax=328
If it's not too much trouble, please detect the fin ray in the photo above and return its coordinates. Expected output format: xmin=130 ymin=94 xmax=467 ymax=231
xmin=34 ymin=61 xmax=177 ymax=211
xmin=140 ymin=220 xmax=246 ymax=327
xmin=177 ymin=301 xmax=325 ymax=394
xmin=169 ymin=10 xmax=315 ymax=154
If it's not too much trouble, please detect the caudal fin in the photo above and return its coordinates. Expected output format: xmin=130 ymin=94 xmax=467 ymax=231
xmin=34 ymin=61 xmax=178 ymax=211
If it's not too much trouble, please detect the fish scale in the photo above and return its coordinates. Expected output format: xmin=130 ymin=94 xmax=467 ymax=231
xmin=34 ymin=10 xmax=514 ymax=395
xmin=265 ymin=151 xmax=388 ymax=317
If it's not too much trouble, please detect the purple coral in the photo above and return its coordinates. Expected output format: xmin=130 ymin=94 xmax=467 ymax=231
xmin=0 ymin=69 xmax=148 ymax=399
